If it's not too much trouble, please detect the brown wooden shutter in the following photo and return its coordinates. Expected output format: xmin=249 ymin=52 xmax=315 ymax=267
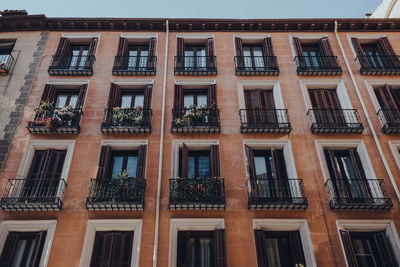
xmin=177 ymin=231 xmax=191 ymax=267
xmin=288 ymin=231 xmax=306 ymax=266
xmin=245 ymin=145 xmax=257 ymax=196
xmin=90 ymin=232 xmax=114 ymax=267
xmin=107 ymin=83 xmax=122 ymax=109
xmin=375 ymin=84 xmax=399 ymax=110
xmin=85 ymin=37 xmax=98 ymax=68
xmin=29 ymin=231 xmax=47 ymax=267
xmin=181 ymin=143 xmax=189 ymax=178
xmin=262 ymin=37 xmax=274 ymax=57
xmin=213 ymin=229 xmax=227 ymax=267
xmin=110 ymin=232 xmax=133 ymax=267
xmin=147 ymin=37 xmax=156 ymax=69
xmin=43 ymin=150 xmax=66 ymax=181
xmin=207 ymin=84 xmax=217 ymax=108
xmin=210 ymin=145 xmax=221 ymax=177
xmin=0 ymin=232 xmax=20 ymax=265
xmin=143 ymin=84 xmax=153 ymax=110
xmin=76 ymin=84 xmax=88 ymax=109
xmin=206 ymin=38 xmax=215 ymax=69
xmin=349 ymin=149 xmax=366 ymax=180
xmin=136 ymin=145 xmax=147 ymax=179
xmin=319 ymin=37 xmax=338 ymax=68
xmin=174 ymin=84 xmax=184 ymax=109
xmin=96 ymin=145 xmax=113 ymax=179
xmin=377 ymin=37 xmax=400 ymax=68
xmin=235 ymin=37 xmax=244 ymax=70
xmin=260 ymin=90 xmax=275 ymax=109
xmin=326 ymin=148 xmax=342 ymax=180
xmin=115 ymin=37 xmax=129 ymax=69
xmin=176 ymin=38 xmax=185 ymax=68
xmin=351 ymin=37 xmax=369 ymax=69
xmin=340 ymin=230 xmax=358 ymax=267
xmin=41 ymin=84 xmax=57 ymax=103
xmin=253 ymin=230 xmax=267 ymax=267
xmin=52 ymin=37 xmax=70 ymax=67
xmin=293 ymin=37 xmax=306 ymax=68
xmin=372 ymin=231 xmax=397 ymax=266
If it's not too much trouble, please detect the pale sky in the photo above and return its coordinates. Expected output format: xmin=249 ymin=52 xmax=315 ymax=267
xmin=2 ymin=0 xmax=381 ymax=19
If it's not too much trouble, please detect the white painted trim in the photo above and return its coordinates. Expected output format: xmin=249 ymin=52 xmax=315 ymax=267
xmin=176 ymin=34 xmax=214 ymax=39
xmin=253 ymin=219 xmax=317 ymax=267
xmin=112 ymin=79 xmax=154 ymax=86
xmin=47 ymin=80 xmax=89 ymax=85
xmin=168 ymin=218 xmax=224 ymax=267
xmin=389 ymin=140 xmax=400 ymax=171
xmin=101 ymin=139 xmax=148 ymax=150
xmin=120 ymin=34 xmax=158 ymax=39
xmin=0 ymin=220 xmax=57 ymax=267
xmin=174 ymin=79 xmax=216 ymax=85
xmin=288 ymin=34 xmax=328 ymax=57
xmin=233 ymin=34 xmax=270 ymax=39
xmin=79 ymin=219 xmax=142 ymax=267
xmin=61 ymin=34 xmax=100 ymax=39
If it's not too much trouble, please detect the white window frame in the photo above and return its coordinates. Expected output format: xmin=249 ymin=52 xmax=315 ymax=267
xmin=0 ymin=220 xmax=57 ymax=267
xmin=288 ymin=34 xmax=328 ymax=58
xmin=336 ymin=219 xmax=400 ymax=267
xmin=79 ymin=219 xmax=142 ymax=267
xmin=168 ymin=218 xmax=224 ymax=267
xmin=253 ymin=219 xmax=317 ymax=267
xmin=388 ymin=140 xmax=400 ymax=171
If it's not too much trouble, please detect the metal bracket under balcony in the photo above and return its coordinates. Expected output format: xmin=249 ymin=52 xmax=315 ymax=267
xmin=0 ymin=53 xmax=14 ymax=75
xmin=86 ymin=178 xmax=146 ymax=211
xmin=101 ymin=108 xmax=152 ymax=134
xmin=0 ymin=178 xmax=66 ymax=212
xmin=112 ymin=56 xmax=156 ymax=75
xmin=234 ymin=56 xmax=279 ymax=75
xmin=356 ymin=55 xmax=400 ymax=75
xmin=307 ymin=109 xmax=363 ymax=134
xmin=48 ymin=55 xmax=95 ymax=76
xmin=295 ymin=56 xmax=342 ymax=76
xmin=325 ymin=179 xmax=393 ymax=211
xmin=239 ymin=109 xmax=291 ymax=133
xmin=247 ymin=178 xmax=307 ymax=210
xmin=377 ymin=109 xmax=400 ymax=134
xmin=174 ymin=56 xmax=217 ymax=75
xmin=169 ymin=178 xmax=226 ymax=210
xmin=171 ymin=108 xmax=220 ymax=134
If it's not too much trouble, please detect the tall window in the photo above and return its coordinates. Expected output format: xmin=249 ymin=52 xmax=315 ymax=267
xmin=184 ymin=90 xmax=208 ymax=108
xmin=308 ymin=89 xmax=345 ymax=125
xmin=185 ymin=45 xmax=207 ymax=69
xmin=110 ymin=151 xmax=138 ymax=178
xmin=176 ymin=38 xmax=215 ymax=71
xmin=69 ymin=44 xmax=89 ymax=70
xmin=234 ymin=37 xmax=276 ymax=71
xmin=361 ymin=43 xmax=385 ymax=69
xmin=301 ymin=44 xmax=322 ymax=69
xmin=114 ymin=37 xmax=156 ymax=71
xmin=40 ymin=84 xmax=87 ymax=111
xmin=0 ymin=40 xmax=15 ymax=66
xmin=178 ymin=144 xmax=220 ymax=179
xmin=244 ymin=90 xmax=277 ymax=125
xmin=243 ymin=45 xmax=264 ymax=69
xmin=120 ymin=91 xmax=145 ymax=109
xmin=127 ymin=44 xmax=149 ymax=70
xmin=54 ymin=90 xmax=79 ymax=109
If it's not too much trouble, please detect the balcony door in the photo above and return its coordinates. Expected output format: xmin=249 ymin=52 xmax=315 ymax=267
xmin=109 ymin=151 xmax=138 ymax=179
xmin=68 ymin=44 xmax=89 ymax=70
xmin=179 ymin=144 xmax=220 ymax=179
xmin=361 ymin=43 xmax=385 ymax=70
xmin=120 ymin=91 xmax=144 ymax=109
xmin=184 ymin=45 xmax=206 ymax=70
xmin=245 ymin=90 xmax=277 ymax=126
xmin=374 ymin=84 xmax=400 ymax=125
xmin=302 ymin=44 xmax=322 ymax=69
xmin=243 ymin=45 xmax=264 ymax=70
xmin=309 ymin=89 xmax=346 ymax=125
xmin=54 ymin=91 xmax=79 ymax=109
xmin=127 ymin=45 xmax=149 ymax=70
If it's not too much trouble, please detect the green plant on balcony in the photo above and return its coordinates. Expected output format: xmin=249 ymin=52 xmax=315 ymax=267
xmin=33 ymin=100 xmax=54 ymax=119
xmin=174 ymin=104 xmax=208 ymax=126
xmin=179 ymin=177 xmax=222 ymax=203
xmin=295 ymin=264 xmax=304 ymax=267
xmin=111 ymin=106 xmax=143 ymax=125
xmin=54 ymin=105 xmax=75 ymax=124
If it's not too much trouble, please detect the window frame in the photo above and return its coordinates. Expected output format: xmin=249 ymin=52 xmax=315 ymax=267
xmin=54 ymin=89 xmax=80 ymax=108
xmin=109 ymin=150 xmax=139 ymax=178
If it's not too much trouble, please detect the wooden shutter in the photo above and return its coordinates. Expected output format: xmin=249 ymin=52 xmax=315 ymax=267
xmin=76 ymin=84 xmax=88 ymax=110
xmin=43 ymin=150 xmax=66 ymax=181
xmin=136 ymin=145 xmax=147 ymax=179
xmin=107 ymin=83 xmax=122 ymax=109
xmin=114 ymin=37 xmax=129 ymax=69
xmin=349 ymin=149 xmax=366 ymax=180
xmin=271 ymin=149 xmax=289 ymax=199
xmin=262 ymin=37 xmax=274 ymax=57
xmin=340 ymin=230 xmax=358 ymax=267
xmin=260 ymin=90 xmax=275 ymax=109
xmin=377 ymin=37 xmax=400 ymax=68
xmin=375 ymin=84 xmax=399 ymax=110
xmin=96 ymin=145 xmax=113 ymax=179
xmin=52 ymin=37 xmax=70 ymax=67
xmin=28 ymin=231 xmax=47 ymax=267
xmin=351 ymin=37 xmax=369 ymax=69
xmin=110 ymin=232 xmax=133 ymax=267
xmin=0 ymin=232 xmax=20 ymax=265
xmin=318 ymin=37 xmax=338 ymax=68
xmin=90 ymin=232 xmax=114 ymax=267
xmin=288 ymin=231 xmax=306 ymax=266
xmin=372 ymin=231 xmax=397 ymax=266
xmin=245 ymin=145 xmax=257 ymax=196
xmin=213 ymin=229 xmax=227 ymax=267
xmin=235 ymin=37 xmax=244 ymax=70
xmin=176 ymin=38 xmax=185 ymax=68
xmin=293 ymin=37 xmax=306 ymax=68
xmin=143 ymin=84 xmax=153 ymax=110
xmin=325 ymin=148 xmax=342 ymax=180
xmin=181 ymin=143 xmax=189 ymax=178
xmin=85 ymin=37 xmax=98 ymax=68
xmin=177 ymin=231 xmax=191 ymax=267
xmin=207 ymin=84 xmax=217 ymax=108
xmin=210 ymin=145 xmax=221 ymax=177
xmin=41 ymin=84 xmax=57 ymax=103
xmin=174 ymin=84 xmax=184 ymax=109
xmin=206 ymin=38 xmax=215 ymax=69
xmin=147 ymin=37 xmax=156 ymax=69
xmin=253 ymin=230 xmax=267 ymax=267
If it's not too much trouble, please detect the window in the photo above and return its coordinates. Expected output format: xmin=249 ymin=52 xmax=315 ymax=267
xmin=178 ymin=144 xmax=219 ymax=178
xmin=176 ymin=38 xmax=215 ymax=72
xmin=41 ymin=84 xmax=87 ymax=110
xmin=0 ymin=40 xmax=15 ymax=73
xmin=177 ymin=231 xmax=215 ymax=267
xmin=301 ymin=43 xmax=322 ymax=69
xmin=185 ymin=45 xmax=207 ymax=69
xmin=128 ymin=44 xmax=149 ymax=70
xmin=107 ymin=83 xmax=152 ymax=110
xmin=244 ymin=90 xmax=277 ymax=125
xmin=110 ymin=151 xmax=138 ymax=178
xmin=175 ymin=85 xmax=216 ymax=109
xmin=308 ymin=89 xmax=345 ymax=125
xmin=374 ymin=84 xmax=400 ymax=125
xmin=69 ymin=44 xmax=89 ymax=70
xmin=54 ymin=90 xmax=79 ymax=109
xmin=121 ymin=92 xmax=144 ymax=109
xmin=234 ymin=37 xmax=276 ymax=71
xmin=184 ymin=90 xmax=208 ymax=108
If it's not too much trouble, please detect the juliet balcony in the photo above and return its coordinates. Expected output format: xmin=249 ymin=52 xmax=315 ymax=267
xmin=356 ymin=55 xmax=400 ymax=75
xmin=174 ymin=56 xmax=217 ymax=75
xmin=0 ymin=178 xmax=66 ymax=212
xmin=86 ymin=178 xmax=146 ymax=211
xmin=307 ymin=109 xmax=363 ymax=134
xmin=246 ymin=178 xmax=308 ymax=210
xmin=294 ymin=55 xmax=342 ymax=76
xmin=101 ymin=108 xmax=152 ymax=134
xmin=169 ymin=178 xmax=226 ymax=210
xmin=325 ymin=179 xmax=393 ymax=211
xmin=171 ymin=107 xmax=220 ymax=134
xmin=112 ymin=56 xmax=156 ymax=76
xmin=0 ymin=53 xmax=14 ymax=74
xmin=48 ymin=55 xmax=95 ymax=76
xmin=234 ymin=56 xmax=279 ymax=75
xmin=239 ymin=109 xmax=291 ymax=133
xmin=377 ymin=109 xmax=400 ymax=134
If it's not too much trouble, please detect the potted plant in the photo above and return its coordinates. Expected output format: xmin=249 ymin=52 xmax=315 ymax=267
xmin=55 ymin=105 xmax=75 ymax=124
xmin=34 ymin=100 xmax=54 ymax=119
xmin=111 ymin=107 xmax=125 ymax=125
xmin=126 ymin=106 xmax=144 ymax=125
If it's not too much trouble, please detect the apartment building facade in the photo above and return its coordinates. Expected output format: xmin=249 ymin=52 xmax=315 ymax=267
xmin=0 ymin=14 xmax=400 ymax=267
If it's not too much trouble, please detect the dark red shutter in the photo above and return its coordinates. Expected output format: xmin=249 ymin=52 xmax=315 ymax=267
xmin=115 ymin=37 xmax=129 ymax=69
xmin=85 ymin=37 xmax=98 ymax=68
xmin=206 ymin=38 xmax=215 ymax=69
xmin=90 ymin=232 xmax=114 ymax=267
xmin=52 ymin=37 xmax=71 ymax=67
xmin=110 ymin=232 xmax=133 ymax=267
xmin=293 ymin=37 xmax=306 ymax=68
xmin=181 ymin=143 xmax=189 ymax=178
xmin=245 ymin=145 xmax=257 ymax=196
xmin=136 ymin=145 xmax=147 ymax=179
xmin=271 ymin=149 xmax=289 ymax=198
xmin=176 ymin=38 xmax=185 ymax=68
xmin=375 ymin=84 xmax=399 ymax=110
xmin=288 ymin=231 xmax=306 ymax=266
xmin=76 ymin=84 xmax=88 ymax=109
xmin=107 ymin=83 xmax=122 ymax=109
xmin=41 ymin=84 xmax=57 ymax=103
xmin=351 ymin=37 xmax=369 ymax=69
xmin=253 ymin=230 xmax=267 ymax=267
xmin=174 ymin=84 xmax=184 ymax=109
xmin=235 ymin=37 xmax=244 ymax=70
xmin=147 ymin=37 xmax=156 ymax=69
xmin=340 ymin=230 xmax=358 ymax=267
xmin=319 ymin=37 xmax=338 ymax=68
xmin=213 ymin=229 xmax=227 ymax=267
xmin=210 ymin=144 xmax=221 ymax=177
xmin=143 ymin=84 xmax=153 ymax=110
xmin=96 ymin=145 xmax=113 ymax=179
xmin=177 ymin=231 xmax=191 ymax=267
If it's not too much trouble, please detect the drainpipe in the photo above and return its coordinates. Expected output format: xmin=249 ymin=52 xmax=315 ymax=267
xmin=152 ymin=20 xmax=169 ymax=267
xmin=334 ymin=20 xmax=400 ymax=201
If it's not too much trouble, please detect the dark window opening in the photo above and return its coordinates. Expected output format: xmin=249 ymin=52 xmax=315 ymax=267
xmin=301 ymin=43 xmax=322 ymax=68
xmin=177 ymin=231 xmax=214 ymax=267
xmin=110 ymin=150 xmax=138 ymax=179
xmin=183 ymin=90 xmax=208 ymax=108
xmin=361 ymin=43 xmax=385 ymax=69
xmin=127 ymin=44 xmax=149 ymax=70
xmin=180 ymin=150 xmax=211 ymax=178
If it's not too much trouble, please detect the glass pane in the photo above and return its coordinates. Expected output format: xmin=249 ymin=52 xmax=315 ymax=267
xmin=121 ymin=95 xmax=132 ymax=108
xmin=254 ymin=156 xmax=267 ymax=176
xmin=24 ymin=239 xmax=37 ymax=267
xmin=243 ymin=47 xmax=251 ymax=57
xmin=252 ymin=47 xmax=263 ymax=57
xmin=265 ymin=238 xmax=282 ymax=267
xmin=184 ymin=95 xmax=194 ymax=108
xmin=139 ymin=50 xmax=148 ymax=68
xmin=198 ymin=155 xmax=210 ymax=178
xmin=55 ymin=95 xmax=67 ymax=108
xmin=338 ymin=155 xmax=360 ymax=180
xmin=0 ymin=54 xmax=10 ymax=63
xmin=189 ymin=238 xmax=196 ymax=267
xmin=126 ymin=156 xmax=138 ymax=178
xmin=69 ymin=95 xmax=78 ymax=108
xmin=134 ymin=95 xmax=144 ymax=108
xmin=129 ymin=50 xmax=138 ymax=57
xmin=188 ymin=156 xmax=195 ymax=178
xmin=197 ymin=95 xmax=207 ymax=107
xmin=199 ymin=238 xmax=212 ymax=267
xmin=112 ymin=156 xmax=124 ymax=178
xmin=12 ymin=239 xmax=27 ymax=267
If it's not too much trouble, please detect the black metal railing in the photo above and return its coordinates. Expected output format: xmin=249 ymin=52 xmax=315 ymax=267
xmin=294 ymin=56 xmax=342 ymax=75
xmin=234 ymin=56 xmax=279 ymax=75
xmin=169 ymin=178 xmax=225 ymax=210
xmin=171 ymin=107 xmax=220 ymax=133
xmin=239 ymin=109 xmax=291 ymax=133
xmin=27 ymin=107 xmax=83 ymax=134
xmin=0 ymin=53 xmax=14 ymax=74
xmin=247 ymin=177 xmax=307 ymax=210
xmin=174 ymin=56 xmax=217 ymax=75
xmin=325 ymin=179 xmax=392 ymax=210
xmin=307 ymin=109 xmax=363 ymax=134
xmin=0 ymin=178 xmax=66 ymax=211
xmin=377 ymin=109 xmax=400 ymax=134
xmin=101 ymin=108 xmax=152 ymax=134
xmin=112 ymin=56 xmax=156 ymax=75
xmin=356 ymin=55 xmax=400 ymax=75
xmin=86 ymin=178 xmax=146 ymax=211
xmin=48 ymin=55 xmax=95 ymax=75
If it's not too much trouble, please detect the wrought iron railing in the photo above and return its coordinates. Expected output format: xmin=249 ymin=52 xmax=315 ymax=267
xmin=234 ymin=56 xmax=279 ymax=75
xmin=0 ymin=53 xmax=14 ymax=74
xmin=0 ymin=178 xmax=66 ymax=211
xmin=356 ymin=55 xmax=400 ymax=75
xmin=48 ymin=55 xmax=95 ymax=75
xmin=239 ymin=109 xmax=291 ymax=133
xmin=171 ymin=107 xmax=220 ymax=133
xmin=377 ymin=109 xmax=400 ymax=134
xmin=174 ymin=56 xmax=217 ymax=74
xmin=101 ymin=108 xmax=152 ymax=134
xmin=246 ymin=177 xmax=307 ymax=210
xmin=112 ymin=56 xmax=156 ymax=75
xmin=86 ymin=178 xmax=146 ymax=211
xmin=169 ymin=177 xmax=225 ymax=210
xmin=325 ymin=179 xmax=392 ymax=210
xmin=294 ymin=55 xmax=342 ymax=75
xmin=307 ymin=109 xmax=363 ymax=134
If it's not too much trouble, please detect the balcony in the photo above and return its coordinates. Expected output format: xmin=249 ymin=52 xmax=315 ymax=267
xmin=234 ymin=56 xmax=279 ymax=75
xmin=169 ymin=178 xmax=225 ymax=210
xmin=377 ymin=109 xmax=400 ymax=134
xmin=294 ymin=56 xmax=342 ymax=75
xmin=171 ymin=107 xmax=220 ymax=134
xmin=112 ymin=56 xmax=156 ymax=76
xmin=101 ymin=108 xmax=152 ymax=134
xmin=0 ymin=53 xmax=14 ymax=74
xmin=86 ymin=178 xmax=146 ymax=211
xmin=239 ymin=109 xmax=291 ymax=133
xmin=27 ymin=107 xmax=82 ymax=135
xmin=307 ymin=109 xmax=363 ymax=134
xmin=325 ymin=179 xmax=392 ymax=211
xmin=356 ymin=55 xmax=400 ymax=75
xmin=48 ymin=55 xmax=95 ymax=76
xmin=174 ymin=56 xmax=217 ymax=75
xmin=0 ymin=178 xmax=66 ymax=211
xmin=247 ymin=178 xmax=307 ymax=210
